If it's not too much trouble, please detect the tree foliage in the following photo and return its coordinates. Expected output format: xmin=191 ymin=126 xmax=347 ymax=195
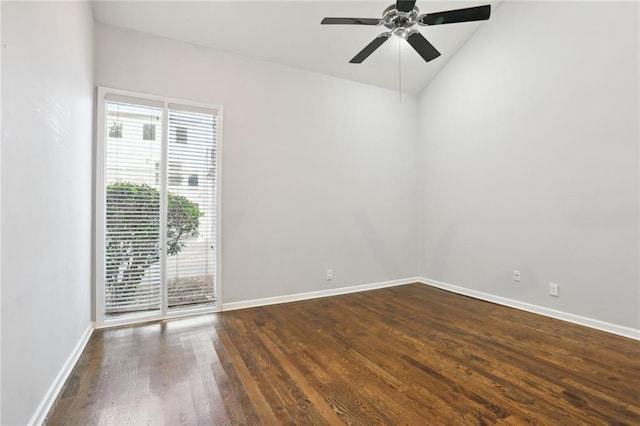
xmin=105 ymin=182 xmax=203 ymax=290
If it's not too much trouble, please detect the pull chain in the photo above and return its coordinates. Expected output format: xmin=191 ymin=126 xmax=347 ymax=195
xmin=398 ymin=36 xmax=402 ymax=103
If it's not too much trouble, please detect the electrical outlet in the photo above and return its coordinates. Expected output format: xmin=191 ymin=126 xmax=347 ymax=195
xmin=549 ymin=282 xmax=559 ymax=297
xmin=513 ymin=270 xmax=521 ymax=282
xmin=326 ymin=269 xmax=333 ymax=281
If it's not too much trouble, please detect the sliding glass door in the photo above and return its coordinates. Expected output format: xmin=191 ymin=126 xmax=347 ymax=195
xmin=97 ymin=88 xmax=221 ymax=326
xmin=166 ymin=107 xmax=218 ymax=310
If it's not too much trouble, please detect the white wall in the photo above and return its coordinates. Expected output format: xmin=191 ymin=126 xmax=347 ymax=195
xmin=1 ymin=2 xmax=94 ymax=424
xmin=417 ymin=1 xmax=639 ymax=329
xmin=95 ymin=24 xmax=419 ymax=305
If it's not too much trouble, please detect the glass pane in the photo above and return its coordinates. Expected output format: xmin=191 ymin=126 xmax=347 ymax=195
xmin=167 ymin=108 xmax=217 ymax=310
xmin=104 ymin=101 xmax=163 ymax=317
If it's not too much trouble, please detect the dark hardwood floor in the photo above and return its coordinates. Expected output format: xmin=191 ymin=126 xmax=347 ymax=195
xmin=47 ymin=284 xmax=640 ymax=425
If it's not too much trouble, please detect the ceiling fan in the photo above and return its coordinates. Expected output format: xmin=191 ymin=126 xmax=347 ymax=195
xmin=321 ymin=1 xmax=491 ymax=64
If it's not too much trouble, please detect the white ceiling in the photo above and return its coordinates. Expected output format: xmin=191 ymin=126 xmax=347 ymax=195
xmin=92 ymin=0 xmax=500 ymax=94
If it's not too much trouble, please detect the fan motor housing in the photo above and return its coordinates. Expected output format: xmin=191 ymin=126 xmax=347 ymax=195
xmin=382 ymin=4 xmax=419 ymax=34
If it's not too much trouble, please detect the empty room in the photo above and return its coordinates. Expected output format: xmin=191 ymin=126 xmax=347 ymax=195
xmin=1 ymin=0 xmax=639 ymax=424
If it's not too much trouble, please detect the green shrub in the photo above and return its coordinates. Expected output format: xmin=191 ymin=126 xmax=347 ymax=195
xmin=105 ymin=182 xmax=203 ymax=290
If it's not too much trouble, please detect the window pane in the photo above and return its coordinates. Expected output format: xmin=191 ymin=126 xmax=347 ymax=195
xmin=168 ymin=161 xmax=182 ymax=186
xmin=167 ymin=108 xmax=217 ymax=309
xmin=143 ymin=123 xmax=156 ymax=141
xmin=104 ymin=101 xmax=163 ymax=317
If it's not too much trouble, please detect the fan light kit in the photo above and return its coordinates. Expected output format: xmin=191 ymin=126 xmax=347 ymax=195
xmin=321 ymin=0 xmax=491 ymax=64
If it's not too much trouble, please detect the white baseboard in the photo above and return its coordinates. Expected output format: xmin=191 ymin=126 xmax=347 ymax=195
xmin=418 ymin=277 xmax=640 ymax=341
xmin=222 ymin=277 xmax=420 ymax=311
xmin=29 ymin=322 xmax=94 ymax=426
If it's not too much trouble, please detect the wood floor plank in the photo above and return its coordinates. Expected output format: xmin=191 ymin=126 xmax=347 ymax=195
xmin=255 ymin=330 xmax=344 ymax=424
xmin=46 ymin=284 xmax=640 ymax=425
xmin=216 ymin=328 xmax=281 ymax=424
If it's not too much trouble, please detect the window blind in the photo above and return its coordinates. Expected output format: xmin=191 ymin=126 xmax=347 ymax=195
xmin=104 ymin=101 xmax=163 ymax=316
xmin=167 ymin=107 xmax=218 ymax=309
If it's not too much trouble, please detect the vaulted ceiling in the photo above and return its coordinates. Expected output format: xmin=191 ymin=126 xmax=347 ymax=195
xmin=92 ymin=1 xmax=500 ymax=94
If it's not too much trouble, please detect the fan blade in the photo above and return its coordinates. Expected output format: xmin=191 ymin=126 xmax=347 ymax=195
xmin=406 ymin=31 xmax=441 ymax=62
xmin=396 ymin=0 xmax=417 ymax=13
xmin=350 ymin=33 xmax=391 ymax=63
xmin=419 ymin=5 xmax=491 ymax=26
xmin=321 ymin=17 xmax=382 ymax=25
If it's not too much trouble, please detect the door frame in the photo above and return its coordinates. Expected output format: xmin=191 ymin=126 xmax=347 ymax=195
xmin=95 ymin=86 xmax=223 ymax=328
